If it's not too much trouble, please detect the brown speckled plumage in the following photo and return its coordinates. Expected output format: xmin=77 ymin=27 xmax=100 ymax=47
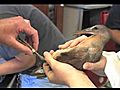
xmin=52 ymin=25 xmax=111 ymax=70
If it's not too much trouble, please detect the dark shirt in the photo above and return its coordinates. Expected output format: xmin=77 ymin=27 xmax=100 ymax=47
xmin=106 ymin=5 xmax=120 ymax=29
xmin=105 ymin=5 xmax=120 ymax=51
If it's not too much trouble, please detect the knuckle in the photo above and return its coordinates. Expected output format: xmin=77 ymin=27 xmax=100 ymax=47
xmin=34 ymin=30 xmax=38 ymax=35
xmin=17 ymin=16 xmax=23 ymax=19
xmin=24 ymin=19 xmax=30 ymax=24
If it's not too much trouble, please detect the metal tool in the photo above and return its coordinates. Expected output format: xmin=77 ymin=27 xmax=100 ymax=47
xmin=7 ymin=74 xmax=17 ymax=88
xmin=17 ymin=36 xmax=46 ymax=78
xmin=17 ymin=36 xmax=45 ymax=62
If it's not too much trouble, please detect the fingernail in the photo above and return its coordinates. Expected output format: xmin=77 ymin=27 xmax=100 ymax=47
xmin=58 ymin=45 xmax=62 ymax=48
xmin=44 ymin=51 xmax=49 ymax=55
xmin=83 ymin=64 xmax=87 ymax=69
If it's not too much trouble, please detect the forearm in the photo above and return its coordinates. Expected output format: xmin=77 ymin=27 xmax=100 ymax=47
xmin=66 ymin=71 xmax=96 ymax=88
xmin=0 ymin=59 xmax=28 ymax=75
xmin=109 ymin=29 xmax=120 ymax=45
xmin=0 ymin=54 xmax=36 ymax=75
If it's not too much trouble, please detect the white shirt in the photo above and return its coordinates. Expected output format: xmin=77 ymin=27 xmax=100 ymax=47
xmin=102 ymin=51 xmax=120 ymax=88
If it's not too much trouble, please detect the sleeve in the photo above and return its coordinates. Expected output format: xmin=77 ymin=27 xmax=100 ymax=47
xmin=0 ymin=44 xmax=20 ymax=60
xmin=102 ymin=51 xmax=120 ymax=88
xmin=105 ymin=5 xmax=120 ymax=30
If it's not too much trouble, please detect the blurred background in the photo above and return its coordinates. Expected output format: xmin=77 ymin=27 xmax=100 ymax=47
xmin=33 ymin=4 xmax=112 ymax=39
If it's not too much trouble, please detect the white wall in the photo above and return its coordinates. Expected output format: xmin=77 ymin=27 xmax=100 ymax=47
xmin=63 ymin=7 xmax=83 ymax=39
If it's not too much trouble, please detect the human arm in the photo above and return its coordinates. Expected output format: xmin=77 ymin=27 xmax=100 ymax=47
xmin=105 ymin=5 xmax=120 ymax=45
xmin=0 ymin=16 xmax=39 ymax=55
xmin=83 ymin=51 xmax=120 ymax=88
xmin=58 ymin=35 xmax=88 ymax=49
xmin=43 ymin=51 xmax=96 ymax=88
xmin=108 ymin=29 xmax=120 ymax=45
xmin=0 ymin=53 xmax=36 ymax=75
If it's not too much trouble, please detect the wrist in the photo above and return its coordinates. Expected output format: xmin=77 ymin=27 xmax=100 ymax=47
xmin=66 ymin=71 xmax=96 ymax=88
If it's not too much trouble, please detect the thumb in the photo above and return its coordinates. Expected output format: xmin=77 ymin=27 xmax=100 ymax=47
xmin=43 ymin=51 xmax=57 ymax=67
xmin=83 ymin=60 xmax=105 ymax=71
xmin=7 ymin=38 xmax=32 ymax=55
xmin=83 ymin=56 xmax=106 ymax=71
xmin=83 ymin=62 xmax=97 ymax=70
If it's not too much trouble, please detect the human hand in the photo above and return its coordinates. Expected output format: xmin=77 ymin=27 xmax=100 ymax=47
xmin=83 ymin=56 xmax=107 ymax=76
xmin=43 ymin=50 xmax=95 ymax=87
xmin=0 ymin=16 xmax=39 ymax=55
xmin=58 ymin=35 xmax=88 ymax=49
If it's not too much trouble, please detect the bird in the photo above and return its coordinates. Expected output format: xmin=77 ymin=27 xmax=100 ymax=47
xmin=52 ymin=25 xmax=111 ymax=70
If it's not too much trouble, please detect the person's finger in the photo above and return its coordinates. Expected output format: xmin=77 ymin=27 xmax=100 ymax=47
xmin=30 ymin=27 xmax=39 ymax=51
xmin=43 ymin=51 xmax=56 ymax=67
xmin=68 ymin=38 xmax=81 ymax=48
xmin=83 ymin=62 xmax=96 ymax=70
xmin=21 ymin=18 xmax=39 ymax=51
xmin=24 ymin=27 xmax=39 ymax=51
xmin=83 ymin=58 xmax=106 ymax=71
xmin=58 ymin=40 xmax=73 ymax=49
xmin=43 ymin=63 xmax=53 ymax=76
xmin=69 ymin=35 xmax=87 ymax=48
xmin=50 ymin=50 xmax=54 ymax=55
xmin=24 ymin=19 xmax=31 ymax=26
xmin=5 ymin=37 xmax=33 ymax=55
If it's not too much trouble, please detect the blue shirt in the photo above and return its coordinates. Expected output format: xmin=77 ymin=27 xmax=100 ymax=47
xmin=0 ymin=44 xmax=20 ymax=60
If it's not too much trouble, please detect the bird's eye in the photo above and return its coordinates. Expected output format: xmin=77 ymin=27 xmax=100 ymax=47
xmin=93 ymin=26 xmax=98 ymax=29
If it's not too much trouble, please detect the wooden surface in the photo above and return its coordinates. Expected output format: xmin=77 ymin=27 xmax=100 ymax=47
xmin=33 ymin=4 xmax=49 ymax=16
xmin=54 ymin=5 xmax=64 ymax=32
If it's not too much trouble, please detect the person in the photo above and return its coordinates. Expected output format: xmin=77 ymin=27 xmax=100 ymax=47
xmin=43 ymin=5 xmax=120 ymax=88
xmin=0 ymin=4 xmax=67 ymax=88
xmin=105 ymin=4 xmax=120 ymax=52
xmin=0 ymin=5 xmax=66 ymax=55
xmin=43 ymin=36 xmax=96 ymax=88
xmin=0 ymin=16 xmax=39 ymax=55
